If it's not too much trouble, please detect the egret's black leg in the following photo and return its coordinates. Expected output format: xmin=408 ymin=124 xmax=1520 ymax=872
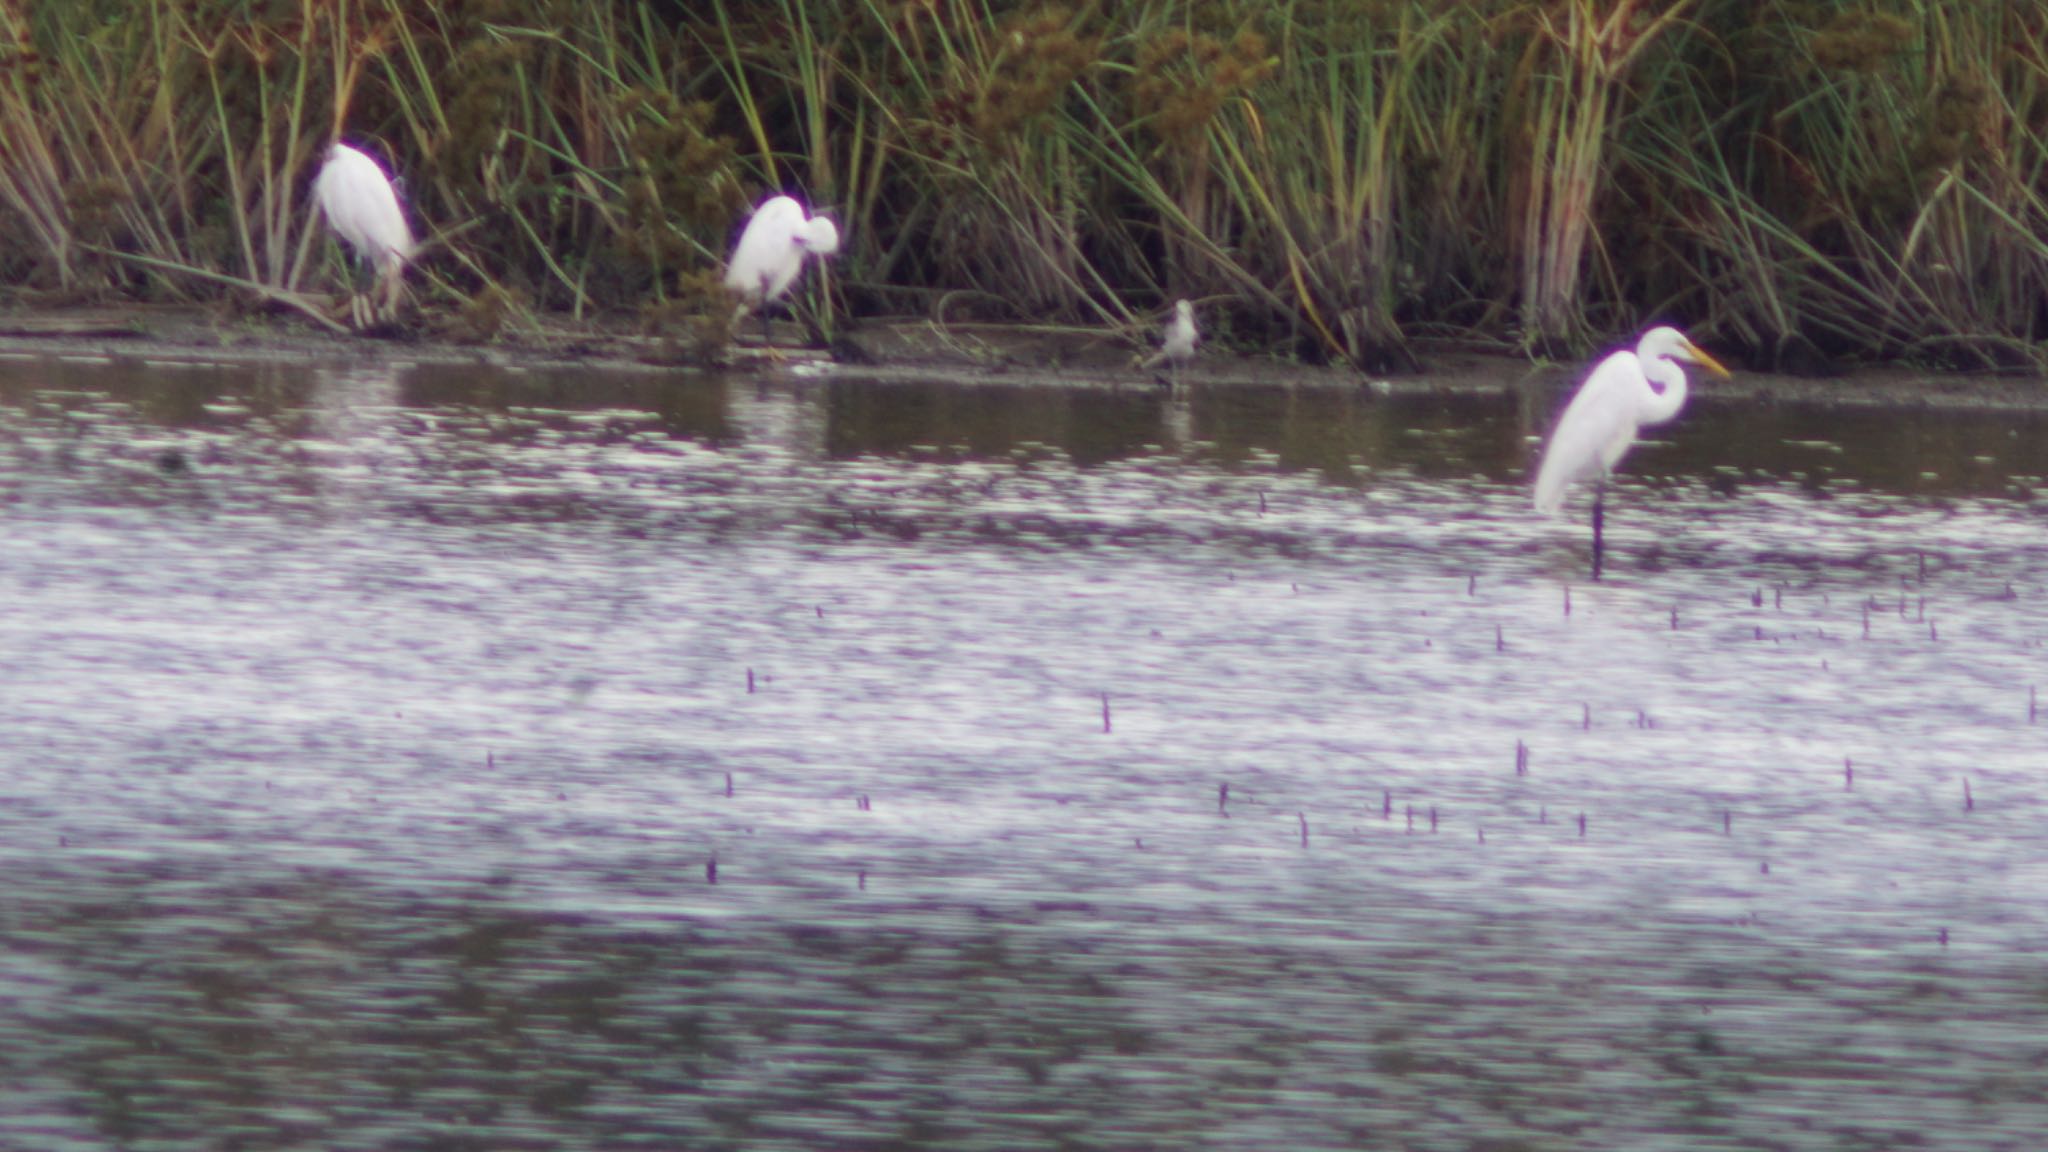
xmin=750 ymin=272 xmax=776 ymax=349
xmin=1591 ymin=483 xmax=1606 ymax=582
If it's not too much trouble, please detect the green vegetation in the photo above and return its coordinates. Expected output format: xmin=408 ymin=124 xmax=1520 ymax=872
xmin=2 ymin=0 xmax=2046 ymax=369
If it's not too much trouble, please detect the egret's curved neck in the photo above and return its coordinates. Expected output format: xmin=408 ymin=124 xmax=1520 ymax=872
xmin=1640 ymin=358 xmax=1689 ymax=426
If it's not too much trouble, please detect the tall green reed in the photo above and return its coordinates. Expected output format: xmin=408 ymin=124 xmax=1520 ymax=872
xmin=1204 ymin=1 xmax=1461 ymax=369
xmin=5 ymin=0 xmax=2048 ymax=369
xmin=1623 ymin=0 xmax=2048 ymax=368
xmin=0 ymin=0 xmax=212 ymax=296
xmin=1504 ymin=0 xmax=1706 ymax=354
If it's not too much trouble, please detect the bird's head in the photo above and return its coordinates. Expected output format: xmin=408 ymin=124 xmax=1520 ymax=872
xmin=1643 ymin=326 xmax=1731 ymax=379
xmin=798 ymin=216 xmax=841 ymax=258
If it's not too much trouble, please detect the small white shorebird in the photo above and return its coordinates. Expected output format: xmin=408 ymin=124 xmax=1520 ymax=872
xmin=1532 ymin=325 xmax=1731 ymax=579
xmin=1143 ymin=299 xmax=1199 ymax=388
xmin=313 ymin=142 xmax=417 ymax=329
xmin=725 ymin=194 xmax=841 ymax=347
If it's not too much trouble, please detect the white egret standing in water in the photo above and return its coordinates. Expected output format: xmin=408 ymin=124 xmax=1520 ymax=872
xmin=313 ymin=142 xmax=416 ymax=329
xmin=1532 ymin=325 xmax=1730 ymax=579
xmin=1143 ymin=299 xmax=1199 ymax=388
xmin=725 ymin=194 xmax=840 ymax=347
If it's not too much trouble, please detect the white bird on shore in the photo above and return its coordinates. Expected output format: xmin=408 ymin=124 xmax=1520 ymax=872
xmin=725 ymin=194 xmax=840 ymax=347
xmin=1532 ymin=325 xmax=1730 ymax=578
xmin=1143 ymin=299 xmax=1199 ymax=387
xmin=313 ymin=142 xmax=417 ymax=329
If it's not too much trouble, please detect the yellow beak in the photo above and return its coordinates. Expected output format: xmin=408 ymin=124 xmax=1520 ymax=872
xmin=1684 ymin=340 xmax=1732 ymax=378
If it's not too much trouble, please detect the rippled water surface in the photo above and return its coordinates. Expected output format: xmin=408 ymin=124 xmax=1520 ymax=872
xmin=2 ymin=353 xmax=2045 ymax=1150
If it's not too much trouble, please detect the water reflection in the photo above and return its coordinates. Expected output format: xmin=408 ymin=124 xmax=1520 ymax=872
xmin=821 ymin=378 xmax=1159 ymax=466
xmin=4 ymin=356 xmax=2043 ymax=499
xmin=400 ymin=363 xmax=738 ymax=447
xmin=1671 ymin=401 xmax=2048 ymax=499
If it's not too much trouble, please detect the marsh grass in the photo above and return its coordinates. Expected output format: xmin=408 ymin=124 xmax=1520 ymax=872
xmin=3 ymin=0 xmax=2047 ymax=369
xmin=1618 ymin=0 xmax=2048 ymax=369
xmin=0 ymin=0 xmax=210 ymax=297
xmin=1213 ymin=2 xmax=1447 ymax=369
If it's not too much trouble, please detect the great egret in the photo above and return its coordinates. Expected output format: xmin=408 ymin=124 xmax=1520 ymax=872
xmin=725 ymin=194 xmax=840 ymax=347
xmin=1143 ymin=299 xmax=1199 ymax=388
xmin=1532 ymin=325 xmax=1730 ymax=579
xmin=313 ymin=142 xmax=416 ymax=329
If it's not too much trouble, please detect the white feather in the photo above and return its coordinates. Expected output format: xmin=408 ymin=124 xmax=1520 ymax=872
xmin=1161 ymin=300 xmax=1198 ymax=364
xmin=725 ymin=195 xmax=838 ymax=307
xmin=1532 ymin=326 xmax=1730 ymax=514
xmin=314 ymin=143 xmax=415 ymax=275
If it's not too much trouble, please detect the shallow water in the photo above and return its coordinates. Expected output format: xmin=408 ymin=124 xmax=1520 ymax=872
xmin=1 ymin=354 xmax=2044 ymax=1150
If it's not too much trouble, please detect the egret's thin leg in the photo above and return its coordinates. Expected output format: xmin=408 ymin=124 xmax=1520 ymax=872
xmin=349 ymin=258 xmax=372 ymax=329
xmin=752 ymin=273 xmax=775 ymax=348
xmin=374 ymin=260 xmax=404 ymax=325
xmin=1591 ymin=482 xmax=1607 ymax=582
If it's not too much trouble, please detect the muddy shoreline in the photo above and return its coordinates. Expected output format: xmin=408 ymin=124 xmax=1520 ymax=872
xmin=3 ymin=306 xmax=2046 ymax=410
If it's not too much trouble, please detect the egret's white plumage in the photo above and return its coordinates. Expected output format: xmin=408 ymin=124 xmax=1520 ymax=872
xmin=725 ymin=195 xmax=840 ymax=330
xmin=313 ymin=142 xmax=416 ymax=326
xmin=1142 ymin=299 xmax=1199 ymax=386
xmin=1532 ymin=325 xmax=1729 ymax=515
xmin=1161 ymin=299 xmax=1198 ymax=365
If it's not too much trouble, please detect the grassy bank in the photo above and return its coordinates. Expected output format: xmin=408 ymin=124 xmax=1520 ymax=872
xmin=3 ymin=0 xmax=2046 ymax=371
